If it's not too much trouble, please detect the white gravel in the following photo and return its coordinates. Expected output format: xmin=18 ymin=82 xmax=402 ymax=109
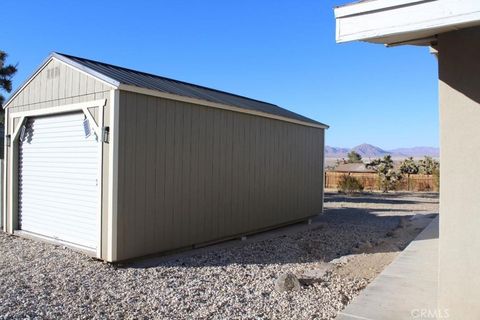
xmin=0 ymin=192 xmax=438 ymax=319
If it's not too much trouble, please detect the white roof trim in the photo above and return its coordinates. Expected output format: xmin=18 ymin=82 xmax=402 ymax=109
xmin=51 ymin=53 xmax=120 ymax=88
xmin=335 ymin=0 xmax=428 ymax=18
xmin=3 ymin=54 xmax=119 ymax=109
xmin=335 ymin=0 xmax=480 ymax=44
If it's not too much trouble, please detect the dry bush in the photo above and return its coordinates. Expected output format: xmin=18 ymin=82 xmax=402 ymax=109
xmin=338 ymin=175 xmax=364 ymax=194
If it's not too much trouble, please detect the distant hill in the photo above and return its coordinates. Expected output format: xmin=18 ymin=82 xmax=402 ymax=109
xmin=389 ymin=147 xmax=440 ymax=157
xmin=324 ymin=146 xmax=350 ymax=158
xmin=325 ymin=143 xmax=439 ymax=158
xmin=351 ymin=143 xmax=390 ymax=158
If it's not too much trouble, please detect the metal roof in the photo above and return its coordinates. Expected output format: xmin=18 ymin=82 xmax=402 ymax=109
xmin=54 ymin=53 xmax=327 ymax=128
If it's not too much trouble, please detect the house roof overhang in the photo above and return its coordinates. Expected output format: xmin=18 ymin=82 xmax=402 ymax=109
xmin=335 ymin=0 xmax=480 ymax=46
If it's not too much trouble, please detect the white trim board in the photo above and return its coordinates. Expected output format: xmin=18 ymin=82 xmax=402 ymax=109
xmin=2 ymin=108 xmax=8 ymax=231
xmin=107 ymin=89 xmax=119 ymax=262
xmin=335 ymin=0 xmax=480 ymax=44
xmin=335 ymin=0 xmax=429 ymax=18
xmin=9 ymin=99 xmax=107 ymax=119
xmin=6 ymin=99 xmax=107 ymax=257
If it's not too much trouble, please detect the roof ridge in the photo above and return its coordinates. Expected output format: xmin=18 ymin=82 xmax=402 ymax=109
xmin=51 ymin=52 xmax=327 ymax=128
xmin=55 ymin=52 xmax=280 ymax=108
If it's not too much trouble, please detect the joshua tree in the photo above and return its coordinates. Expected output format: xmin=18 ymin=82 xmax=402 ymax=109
xmin=418 ymin=156 xmax=439 ymax=175
xmin=367 ymin=155 xmax=402 ymax=192
xmin=347 ymin=150 xmax=363 ymax=163
xmin=399 ymin=157 xmax=420 ymax=190
xmin=399 ymin=157 xmax=419 ymax=175
xmin=418 ymin=156 xmax=440 ymax=190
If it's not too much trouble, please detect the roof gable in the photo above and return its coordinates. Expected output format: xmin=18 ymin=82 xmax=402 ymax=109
xmin=5 ymin=56 xmax=114 ymax=109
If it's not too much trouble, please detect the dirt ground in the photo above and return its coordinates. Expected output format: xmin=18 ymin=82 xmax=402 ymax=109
xmin=324 ymin=192 xmax=438 ymax=282
xmin=0 ymin=192 xmax=439 ymax=319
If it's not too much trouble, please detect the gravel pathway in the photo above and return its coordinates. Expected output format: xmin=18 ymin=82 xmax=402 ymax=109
xmin=0 ymin=192 xmax=438 ymax=319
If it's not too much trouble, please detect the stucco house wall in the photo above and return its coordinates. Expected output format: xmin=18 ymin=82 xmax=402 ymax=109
xmin=438 ymin=26 xmax=480 ymax=318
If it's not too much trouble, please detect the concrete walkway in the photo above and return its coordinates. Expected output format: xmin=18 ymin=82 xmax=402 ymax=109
xmin=337 ymin=217 xmax=439 ymax=320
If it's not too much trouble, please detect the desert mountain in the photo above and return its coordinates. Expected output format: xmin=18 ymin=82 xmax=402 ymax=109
xmin=389 ymin=147 xmax=440 ymax=157
xmin=324 ymin=146 xmax=350 ymax=158
xmin=325 ymin=143 xmax=439 ymax=158
xmin=351 ymin=143 xmax=390 ymax=158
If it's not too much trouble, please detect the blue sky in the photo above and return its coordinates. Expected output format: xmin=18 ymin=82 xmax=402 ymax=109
xmin=3 ymin=0 xmax=438 ymax=149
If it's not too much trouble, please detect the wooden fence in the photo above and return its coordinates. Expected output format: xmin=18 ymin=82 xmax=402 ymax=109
xmin=325 ymin=171 xmax=438 ymax=192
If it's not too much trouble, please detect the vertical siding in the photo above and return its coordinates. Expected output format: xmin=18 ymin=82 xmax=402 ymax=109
xmin=117 ymin=91 xmax=325 ymax=260
xmin=7 ymin=58 xmax=112 ymax=112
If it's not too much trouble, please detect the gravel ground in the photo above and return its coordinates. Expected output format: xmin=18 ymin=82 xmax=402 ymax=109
xmin=0 ymin=192 xmax=438 ymax=320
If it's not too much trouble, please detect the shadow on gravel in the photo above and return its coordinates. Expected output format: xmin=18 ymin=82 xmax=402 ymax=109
xmin=324 ymin=194 xmax=438 ymax=205
xmin=325 ymin=192 xmax=439 ymax=198
xmin=126 ymin=195 xmax=439 ymax=269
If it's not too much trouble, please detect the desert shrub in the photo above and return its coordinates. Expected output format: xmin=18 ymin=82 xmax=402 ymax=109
xmin=338 ymin=175 xmax=364 ymax=194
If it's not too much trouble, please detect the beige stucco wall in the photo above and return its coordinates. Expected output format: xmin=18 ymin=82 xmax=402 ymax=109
xmin=438 ymin=26 xmax=480 ymax=319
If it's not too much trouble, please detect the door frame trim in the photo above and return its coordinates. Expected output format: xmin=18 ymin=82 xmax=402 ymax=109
xmin=7 ymin=99 xmax=107 ymax=258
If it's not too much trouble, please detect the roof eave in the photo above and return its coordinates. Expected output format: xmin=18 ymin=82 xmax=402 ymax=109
xmin=118 ymin=83 xmax=329 ymax=130
xmin=335 ymin=0 xmax=480 ymax=45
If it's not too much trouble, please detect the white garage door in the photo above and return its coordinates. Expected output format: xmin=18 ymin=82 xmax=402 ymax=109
xmin=18 ymin=112 xmax=99 ymax=250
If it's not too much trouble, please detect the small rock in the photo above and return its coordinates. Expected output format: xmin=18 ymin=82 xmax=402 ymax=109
xmin=274 ymin=273 xmax=301 ymax=292
xmin=299 ymin=265 xmax=331 ymax=285
xmin=330 ymin=255 xmax=353 ymax=265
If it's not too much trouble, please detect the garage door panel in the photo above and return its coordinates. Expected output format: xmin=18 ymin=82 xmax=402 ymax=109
xmin=19 ymin=170 xmax=98 ymax=180
xmin=20 ymin=201 xmax=97 ymax=217
xmin=20 ymin=164 xmax=98 ymax=172
xmin=19 ymin=193 xmax=99 ymax=209
xmin=19 ymin=153 xmax=98 ymax=161
xmin=20 ymin=146 xmax=98 ymax=152
xmin=19 ymin=184 xmax=98 ymax=197
xmin=20 ymin=206 xmax=96 ymax=225
xmin=20 ymin=158 xmax=98 ymax=166
xmin=20 ymin=211 xmax=96 ymax=230
xmin=18 ymin=180 xmax=99 ymax=191
xmin=19 ymin=112 xmax=99 ymax=250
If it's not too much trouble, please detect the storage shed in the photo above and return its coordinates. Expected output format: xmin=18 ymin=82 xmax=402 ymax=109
xmin=2 ymin=53 xmax=328 ymax=262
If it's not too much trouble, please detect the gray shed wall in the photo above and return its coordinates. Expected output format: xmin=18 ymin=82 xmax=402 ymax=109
xmin=116 ymin=91 xmax=325 ymax=260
